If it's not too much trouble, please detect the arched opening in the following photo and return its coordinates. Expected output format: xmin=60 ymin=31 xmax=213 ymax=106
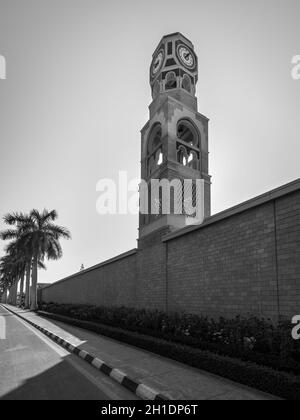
xmin=165 ymin=72 xmax=177 ymax=90
xmin=147 ymin=123 xmax=163 ymax=176
xmin=187 ymin=151 xmax=198 ymax=170
xmin=182 ymin=74 xmax=191 ymax=93
xmin=177 ymin=119 xmax=199 ymax=147
xmin=177 ymin=145 xmax=188 ymax=166
xmin=156 ymin=149 xmax=163 ymax=166
xmin=148 ymin=156 xmax=155 ymax=175
xmin=177 ymin=120 xmax=200 ymax=169
xmin=147 ymin=123 xmax=162 ymax=155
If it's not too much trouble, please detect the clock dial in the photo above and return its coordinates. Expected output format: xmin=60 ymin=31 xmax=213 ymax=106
xmin=151 ymin=50 xmax=164 ymax=76
xmin=178 ymin=45 xmax=195 ymax=69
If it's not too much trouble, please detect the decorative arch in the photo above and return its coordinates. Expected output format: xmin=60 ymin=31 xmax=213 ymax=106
xmin=147 ymin=123 xmax=163 ymax=176
xmin=165 ymin=71 xmax=177 ymax=90
xmin=147 ymin=123 xmax=162 ymax=155
xmin=155 ymin=149 xmax=163 ymax=166
xmin=177 ymin=145 xmax=188 ymax=166
xmin=182 ymin=74 xmax=191 ymax=93
xmin=177 ymin=119 xmax=201 ymax=170
xmin=187 ymin=150 xmax=198 ymax=170
xmin=148 ymin=156 xmax=155 ymax=175
xmin=177 ymin=119 xmax=199 ymax=147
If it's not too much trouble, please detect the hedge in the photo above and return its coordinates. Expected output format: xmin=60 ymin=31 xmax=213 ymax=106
xmin=38 ymin=308 xmax=300 ymax=400
xmin=40 ymin=303 xmax=300 ymax=375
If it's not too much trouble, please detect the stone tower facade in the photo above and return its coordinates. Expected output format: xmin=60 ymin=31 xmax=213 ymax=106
xmin=138 ymin=33 xmax=211 ymax=247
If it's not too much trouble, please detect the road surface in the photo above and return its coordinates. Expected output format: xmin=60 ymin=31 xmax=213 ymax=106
xmin=0 ymin=305 xmax=138 ymax=400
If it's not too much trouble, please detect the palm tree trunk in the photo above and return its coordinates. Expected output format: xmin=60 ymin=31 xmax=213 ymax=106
xmin=25 ymin=261 xmax=31 ymax=308
xmin=0 ymin=289 xmax=6 ymax=303
xmin=19 ymin=273 xmax=25 ymax=307
xmin=15 ymin=279 xmax=19 ymax=305
xmin=30 ymin=256 xmax=38 ymax=311
xmin=4 ymin=288 xmax=8 ymax=304
xmin=13 ymin=279 xmax=18 ymax=305
xmin=10 ymin=282 xmax=14 ymax=305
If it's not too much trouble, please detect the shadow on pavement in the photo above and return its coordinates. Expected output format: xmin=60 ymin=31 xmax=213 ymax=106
xmin=0 ymin=355 xmax=110 ymax=400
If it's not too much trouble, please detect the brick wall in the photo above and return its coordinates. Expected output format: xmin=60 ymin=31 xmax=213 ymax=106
xmin=41 ymin=250 xmax=137 ymax=308
xmin=135 ymin=242 xmax=166 ymax=310
xmin=41 ymin=180 xmax=300 ymax=322
xmin=276 ymin=191 xmax=300 ymax=318
xmin=165 ymin=202 xmax=279 ymax=319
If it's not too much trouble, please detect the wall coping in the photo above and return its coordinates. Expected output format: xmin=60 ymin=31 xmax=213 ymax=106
xmin=163 ymin=178 xmax=300 ymax=243
xmin=42 ymin=249 xmax=137 ymax=291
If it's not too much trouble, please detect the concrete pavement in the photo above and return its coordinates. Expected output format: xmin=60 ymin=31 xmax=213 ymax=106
xmin=0 ymin=305 xmax=138 ymax=400
xmin=2 ymin=305 xmax=277 ymax=400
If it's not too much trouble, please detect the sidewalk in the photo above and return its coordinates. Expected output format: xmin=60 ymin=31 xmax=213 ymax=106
xmin=4 ymin=305 xmax=277 ymax=400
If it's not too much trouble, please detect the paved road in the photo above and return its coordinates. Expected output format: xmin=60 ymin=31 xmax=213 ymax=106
xmin=0 ymin=305 xmax=137 ymax=400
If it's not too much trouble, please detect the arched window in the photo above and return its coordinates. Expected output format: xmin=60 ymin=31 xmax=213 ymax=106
xmin=147 ymin=123 xmax=162 ymax=155
xmin=182 ymin=74 xmax=191 ymax=93
xmin=147 ymin=123 xmax=163 ymax=176
xmin=155 ymin=149 xmax=163 ymax=166
xmin=177 ymin=119 xmax=199 ymax=147
xmin=165 ymin=72 xmax=177 ymax=90
xmin=177 ymin=120 xmax=200 ymax=169
xmin=148 ymin=156 xmax=155 ymax=175
xmin=187 ymin=151 xmax=198 ymax=170
xmin=177 ymin=145 xmax=188 ymax=166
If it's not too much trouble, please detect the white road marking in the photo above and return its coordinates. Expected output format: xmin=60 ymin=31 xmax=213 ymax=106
xmin=0 ymin=315 xmax=6 ymax=339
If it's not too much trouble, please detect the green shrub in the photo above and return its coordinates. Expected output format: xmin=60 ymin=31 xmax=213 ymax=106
xmin=40 ymin=302 xmax=300 ymax=375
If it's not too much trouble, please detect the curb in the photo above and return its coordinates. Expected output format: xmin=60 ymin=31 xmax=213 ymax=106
xmin=1 ymin=304 xmax=169 ymax=401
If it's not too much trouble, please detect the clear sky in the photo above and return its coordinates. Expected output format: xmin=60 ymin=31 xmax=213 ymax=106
xmin=0 ymin=0 xmax=299 ymax=284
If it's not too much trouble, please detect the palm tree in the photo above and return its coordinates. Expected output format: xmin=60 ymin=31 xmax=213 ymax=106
xmin=4 ymin=242 xmax=26 ymax=305
xmin=0 ymin=212 xmax=32 ymax=305
xmin=0 ymin=279 xmax=7 ymax=303
xmin=0 ymin=254 xmax=18 ymax=304
xmin=1 ymin=217 xmax=32 ymax=307
xmin=1 ymin=209 xmax=71 ymax=310
xmin=0 ymin=260 xmax=9 ymax=303
xmin=6 ymin=240 xmax=47 ymax=307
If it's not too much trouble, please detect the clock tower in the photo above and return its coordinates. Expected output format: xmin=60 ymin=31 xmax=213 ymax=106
xmin=139 ymin=33 xmax=211 ymax=248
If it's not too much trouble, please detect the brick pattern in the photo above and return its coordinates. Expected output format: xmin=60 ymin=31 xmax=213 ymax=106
xmin=41 ymin=189 xmax=300 ymax=322
xmin=135 ymin=242 xmax=166 ymax=310
xmin=276 ymin=191 xmax=300 ymax=318
xmin=42 ymin=253 xmax=137 ymax=308
xmin=166 ymin=202 xmax=279 ymax=320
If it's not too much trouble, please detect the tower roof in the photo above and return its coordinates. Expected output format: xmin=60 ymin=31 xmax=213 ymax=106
xmin=153 ymin=32 xmax=194 ymax=57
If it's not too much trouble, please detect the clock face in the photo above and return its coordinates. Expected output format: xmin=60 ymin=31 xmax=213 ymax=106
xmin=177 ymin=45 xmax=195 ymax=69
xmin=151 ymin=50 xmax=164 ymax=76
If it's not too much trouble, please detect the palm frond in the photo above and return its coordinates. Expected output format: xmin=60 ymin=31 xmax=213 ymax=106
xmin=41 ymin=209 xmax=58 ymax=224
xmin=38 ymin=260 xmax=46 ymax=270
xmin=29 ymin=209 xmax=41 ymax=225
xmin=44 ymin=223 xmax=71 ymax=240
xmin=3 ymin=212 xmax=29 ymax=226
xmin=0 ymin=229 xmax=19 ymax=241
xmin=45 ymin=238 xmax=63 ymax=260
